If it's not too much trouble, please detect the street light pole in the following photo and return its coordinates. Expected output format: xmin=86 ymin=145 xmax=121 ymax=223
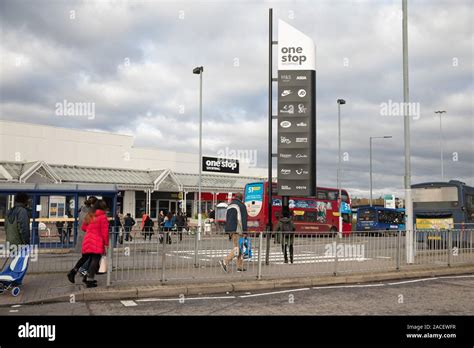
xmin=434 ymin=110 xmax=446 ymax=181
xmin=369 ymin=136 xmax=392 ymax=207
xmin=193 ymin=66 xmax=204 ymax=241
xmin=337 ymin=99 xmax=345 ymax=237
xmin=402 ymin=0 xmax=414 ymax=264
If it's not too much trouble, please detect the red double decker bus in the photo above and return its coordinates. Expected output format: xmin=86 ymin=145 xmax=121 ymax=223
xmin=244 ymin=181 xmax=352 ymax=234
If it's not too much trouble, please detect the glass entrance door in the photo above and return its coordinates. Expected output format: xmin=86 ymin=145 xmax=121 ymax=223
xmin=169 ymin=200 xmax=178 ymax=214
xmin=157 ymin=200 xmax=180 ymax=216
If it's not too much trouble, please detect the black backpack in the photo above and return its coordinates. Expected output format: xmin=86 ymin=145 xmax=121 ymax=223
xmin=144 ymin=216 xmax=154 ymax=228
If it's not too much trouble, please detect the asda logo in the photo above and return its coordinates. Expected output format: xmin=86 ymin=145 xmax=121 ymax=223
xmin=281 ymin=46 xmax=307 ymax=65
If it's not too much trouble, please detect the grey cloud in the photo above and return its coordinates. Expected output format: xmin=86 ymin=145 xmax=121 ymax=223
xmin=0 ymin=0 xmax=472 ymax=197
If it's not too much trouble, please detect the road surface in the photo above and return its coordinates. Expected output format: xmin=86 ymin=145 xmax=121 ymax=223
xmin=2 ymin=275 xmax=473 ymax=316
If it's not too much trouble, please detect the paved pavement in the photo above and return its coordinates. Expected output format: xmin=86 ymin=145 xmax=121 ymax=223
xmin=2 ymin=275 xmax=473 ymax=315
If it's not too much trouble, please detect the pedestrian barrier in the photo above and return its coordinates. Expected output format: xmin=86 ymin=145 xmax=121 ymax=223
xmin=105 ymin=228 xmax=474 ymax=285
xmin=0 ymin=226 xmax=473 ymax=286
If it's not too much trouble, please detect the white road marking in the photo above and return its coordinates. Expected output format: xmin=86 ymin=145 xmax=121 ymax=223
xmin=437 ymin=274 xmax=474 ymax=279
xmin=120 ymin=300 xmax=137 ymax=307
xmin=239 ymin=288 xmax=310 ymax=298
xmin=312 ymin=284 xmax=385 ymax=290
xmin=9 ymin=310 xmax=19 ymax=313
xmin=170 ymin=249 xmax=372 ymax=263
xmin=388 ymin=278 xmax=439 ymax=285
xmin=136 ymin=295 xmax=236 ymax=302
xmin=11 ymin=304 xmax=22 ymax=308
xmin=121 ymin=274 xmax=474 ymax=304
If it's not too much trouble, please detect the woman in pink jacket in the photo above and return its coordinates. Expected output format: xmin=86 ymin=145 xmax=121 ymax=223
xmin=67 ymin=200 xmax=109 ymax=288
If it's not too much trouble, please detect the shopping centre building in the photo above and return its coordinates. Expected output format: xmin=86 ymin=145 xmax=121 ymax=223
xmin=0 ymin=120 xmax=267 ymax=221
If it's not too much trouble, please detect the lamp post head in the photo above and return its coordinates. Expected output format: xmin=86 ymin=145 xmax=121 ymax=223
xmin=337 ymin=99 xmax=346 ymax=105
xmin=434 ymin=110 xmax=446 ymax=115
xmin=193 ymin=66 xmax=204 ymax=74
xmin=383 ymin=136 xmax=393 ymax=139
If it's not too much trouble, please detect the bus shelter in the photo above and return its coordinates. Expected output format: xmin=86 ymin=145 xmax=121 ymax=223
xmin=0 ymin=182 xmax=118 ymax=248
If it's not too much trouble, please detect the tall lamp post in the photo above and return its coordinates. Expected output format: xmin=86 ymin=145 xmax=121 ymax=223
xmin=369 ymin=136 xmax=392 ymax=206
xmin=434 ymin=110 xmax=446 ymax=180
xmin=337 ymin=99 xmax=346 ymax=237
xmin=402 ymin=0 xmax=414 ymax=264
xmin=193 ymin=66 xmax=204 ymax=244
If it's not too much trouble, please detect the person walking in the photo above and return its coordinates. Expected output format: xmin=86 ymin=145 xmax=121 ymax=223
xmin=175 ymin=211 xmax=186 ymax=242
xmin=219 ymin=192 xmax=248 ymax=273
xmin=141 ymin=211 xmax=154 ymax=241
xmin=75 ymin=197 xmax=97 ymax=277
xmin=123 ymin=213 xmax=135 ymax=242
xmin=56 ymin=218 xmax=65 ymax=244
xmin=76 ymin=197 xmax=97 ymax=251
xmin=162 ymin=212 xmax=174 ymax=244
xmin=114 ymin=212 xmax=123 ymax=246
xmin=5 ymin=193 xmax=30 ymax=247
xmin=65 ymin=212 xmax=73 ymax=245
xmin=158 ymin=210 xmax=165 ymax=232
xmin=67 ymin=199 xmax=109 ymax=288
xmin=275 ymin=210 xmax=296 ymax=264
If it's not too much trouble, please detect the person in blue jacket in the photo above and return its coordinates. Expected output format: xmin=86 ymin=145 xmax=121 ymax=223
xmin=162 ymin=212 xmax=174 ymax=244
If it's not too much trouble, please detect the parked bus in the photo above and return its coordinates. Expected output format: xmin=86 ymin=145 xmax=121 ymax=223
xmin=244 ymin=182 xmax=352 ymax=234
xmin=412 ymin=180 xmax=474 ymax=247
xmin=355 ymin=206 xmax=405 ymax=233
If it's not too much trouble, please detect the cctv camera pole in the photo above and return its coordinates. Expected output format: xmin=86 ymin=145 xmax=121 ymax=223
xmin=403 ymin=0 xmax=414 ymax=264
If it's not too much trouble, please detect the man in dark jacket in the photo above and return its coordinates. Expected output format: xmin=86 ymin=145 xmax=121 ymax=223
xmin=5 ymin=193 xmax=30 ymax=247
xmin=275 ymin=210 xmax=296 ymax=264
xmin=175 ymin=211 xmax=186 ymax=242
xmin=219 ymin=193 xmax=248 ymax=273
xmin=123 ymin=213 xmax=135 ymax=242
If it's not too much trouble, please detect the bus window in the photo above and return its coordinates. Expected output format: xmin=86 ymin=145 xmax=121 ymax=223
xmin=466 ymin=194 xmax=474 ymax=222
xmin=359 ymin=209 xmax=376 ymax=222
xmin=327 ymin=190 xmax=349 ymax=203
xmin=316 ymin=191 xmax=328 ymax=200
xmin=342 ymin=213 xmax=351 ymax=224
xmin=305 ymin=211 xmax=317 ymax=223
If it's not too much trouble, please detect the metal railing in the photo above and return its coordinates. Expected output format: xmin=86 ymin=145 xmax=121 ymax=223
xmin=105 ymin=228 xmax=474 ymax=285
xmin=0 ymin=226 xmax=473 ymax=286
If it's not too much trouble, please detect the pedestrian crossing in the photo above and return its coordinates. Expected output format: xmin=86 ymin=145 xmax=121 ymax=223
xmin=169 ymin=249 xmax=373 ymax=264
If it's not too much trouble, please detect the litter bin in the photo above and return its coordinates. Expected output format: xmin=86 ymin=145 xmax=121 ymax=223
xmin=215 ymin=202 xmax=228 ymax=233
xmin=204 ymin=219 xmax=212 ymax=234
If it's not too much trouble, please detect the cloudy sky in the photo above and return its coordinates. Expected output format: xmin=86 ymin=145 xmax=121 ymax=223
xmin=0 ymin=0 xmax=472 ymax=198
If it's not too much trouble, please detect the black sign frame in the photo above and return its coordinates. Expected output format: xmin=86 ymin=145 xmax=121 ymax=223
xmin=202 ymin=156 xmax=240 ymax=174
